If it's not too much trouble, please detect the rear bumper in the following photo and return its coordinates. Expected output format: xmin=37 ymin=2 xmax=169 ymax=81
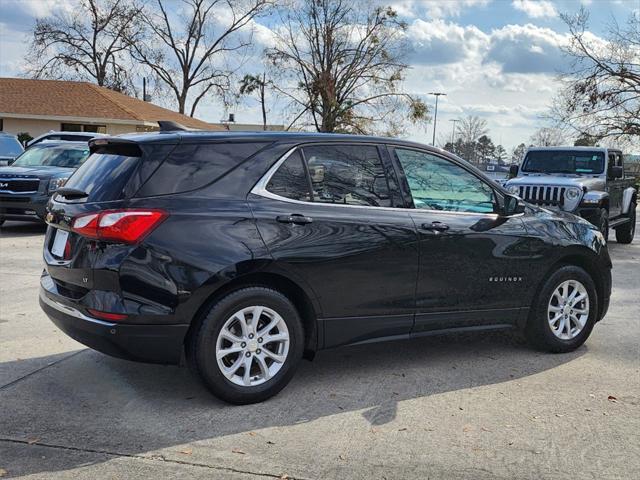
xmin=39 ymin=286 xmax=188 ymax=365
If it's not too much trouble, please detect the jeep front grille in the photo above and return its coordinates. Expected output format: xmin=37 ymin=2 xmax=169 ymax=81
xmin=517 ymin=185 xmax=565 ymax=207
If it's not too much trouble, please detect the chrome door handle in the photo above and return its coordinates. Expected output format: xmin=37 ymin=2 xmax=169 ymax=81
xmin=421 ymin=221 xmax=449 ymax=232
xmin=276 ymin=214 xmax=313 ymax=225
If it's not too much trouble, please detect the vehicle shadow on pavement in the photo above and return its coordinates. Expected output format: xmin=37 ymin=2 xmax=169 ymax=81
xmin=0 ymin=329 xmax=586 ymax=477
xmin=0 ymin=222 xmax=47 ymax=238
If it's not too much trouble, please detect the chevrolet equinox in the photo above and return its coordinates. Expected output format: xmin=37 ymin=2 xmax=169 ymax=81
xmin=40 ymin=128 xmax=612 ymax=404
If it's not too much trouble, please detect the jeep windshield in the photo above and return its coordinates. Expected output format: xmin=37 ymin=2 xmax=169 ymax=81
xmin=522 ymin=150 xmax=605 ymax=174
xmin=12 ymin=143 xmax=90 ymax=168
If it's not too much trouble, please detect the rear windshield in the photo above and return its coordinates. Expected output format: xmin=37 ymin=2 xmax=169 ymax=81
xmin=62 ymin=152 xmax=140 ymax=202
xmin=522 ymin=150 xmax=605 ymax=174
xmin=12 ymin=144 xmax=90 ymax=168
xmin=0 ymin=136 xmax=23 ymax=156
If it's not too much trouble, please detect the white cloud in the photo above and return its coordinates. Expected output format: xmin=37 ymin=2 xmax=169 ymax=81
xmin=485 ymin=23 xmax=568 ymax=73
xmin=407 ymin=19 xmax=488 ymax=64
xmin=399 ymin=20 xmax=572 ymax=148
xmin=511 ymin=0 xmax=558 ymax=19
xmin=390 ymin=0 xmax=492 ymax=19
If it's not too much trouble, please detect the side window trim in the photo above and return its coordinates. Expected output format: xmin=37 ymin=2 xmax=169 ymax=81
xmin=385 ymin=144 xmax=415 ymax=209
xmin=298 ymin=148 xmax=315 ymax=202
xmin=252 ymin=143 xmax=500 ymax=216
xmin=388 ymin=145 xmax=500 ymax=215
xmin=376 ymin=144 xmax=406 ymax=208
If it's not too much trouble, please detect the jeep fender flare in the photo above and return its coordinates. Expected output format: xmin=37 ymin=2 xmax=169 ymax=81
xmin=581 ymin=191 xmax=609 ymax=210
xmin=622 ymin=187 xmax=638 ymax=214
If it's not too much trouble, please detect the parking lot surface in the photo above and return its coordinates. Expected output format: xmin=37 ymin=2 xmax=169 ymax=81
xmin=1 ymin=216 xmax=638 ymax=480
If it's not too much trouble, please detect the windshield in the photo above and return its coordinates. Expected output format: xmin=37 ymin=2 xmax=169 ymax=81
xmin=0 ymin=136 xmax=23 ymax=157
xmin=522 ymin=150 xmax=605 ymax=174
xmin=12 ymin=144 xmax=90 ymax=168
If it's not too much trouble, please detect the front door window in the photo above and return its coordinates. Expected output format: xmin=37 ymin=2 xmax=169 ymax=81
xmin=394 ymin=148 xmax=496 ymax=214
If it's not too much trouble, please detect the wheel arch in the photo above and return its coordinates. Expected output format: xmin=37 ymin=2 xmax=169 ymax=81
xmin=184 ymin=271 xmax=320 ymax=359
xmin=582 ymin=191 xmax=609 ymax=210
xmin=528 ymin=250 xmax=607 ymax=328
xmin=622 ymin=186 xmax=637 ymax=214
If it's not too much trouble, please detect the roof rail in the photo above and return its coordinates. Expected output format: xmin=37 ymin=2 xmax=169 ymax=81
xmin=158 ymin=121 xmax=190 ymax=132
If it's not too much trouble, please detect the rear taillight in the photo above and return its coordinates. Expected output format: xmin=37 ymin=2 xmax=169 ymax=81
xmin=71 ymin=209 xmax=168 ymax=244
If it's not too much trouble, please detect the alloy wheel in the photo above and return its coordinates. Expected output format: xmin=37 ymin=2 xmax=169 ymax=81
xmin=547 ymin=280 xmax=590 ymax=340
xmin=215 ymin=306 xmax=290 ymax=387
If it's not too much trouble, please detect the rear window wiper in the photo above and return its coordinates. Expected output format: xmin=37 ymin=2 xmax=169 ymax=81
xmin=55 ymin=187 xmax=88 ymax=199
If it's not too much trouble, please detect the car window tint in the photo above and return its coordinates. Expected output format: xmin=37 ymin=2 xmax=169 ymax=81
xmin=138 ymin=142 xmax=268 ymax=196
xmin=12 ymin=145 xmax=90 ymax=168
xmin=395 ymin=148 xmax=495 ymax=214
xmin=0 ymin=136 xmax=23 ymax=156
xmin=266 ymin=150 xmax=311 ymax=201
xmin=302 ymin=145 xmax=391 ymax=207
xmin=63 ymin=153 xmax=140 ymax=202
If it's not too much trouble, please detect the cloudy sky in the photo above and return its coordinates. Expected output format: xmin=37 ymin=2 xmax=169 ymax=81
xmin=0 ymin=0 xmax=637 ymax=150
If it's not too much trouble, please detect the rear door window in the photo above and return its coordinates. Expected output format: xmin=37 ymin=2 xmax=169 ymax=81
xmin=266 ymin=150 xmax=312 ymax=201
xmin=137 ymin=142 xmax=268 ymax=196
xmin=302 ymin=145 xmax=391 ymax=207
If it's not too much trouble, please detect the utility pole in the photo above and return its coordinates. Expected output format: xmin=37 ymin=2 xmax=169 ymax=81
xmin=449 ymin=118 xmax=459 ymax=146
xmin=429 ymin=92 xmax=446 ymax=146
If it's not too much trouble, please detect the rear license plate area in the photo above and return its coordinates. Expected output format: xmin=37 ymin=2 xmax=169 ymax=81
xmin=51 ymin=229 xmax=69 ymax=258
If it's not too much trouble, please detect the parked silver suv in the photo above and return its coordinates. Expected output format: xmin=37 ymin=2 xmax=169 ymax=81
xmin=505 ymin=147 xmax=637 ymax=243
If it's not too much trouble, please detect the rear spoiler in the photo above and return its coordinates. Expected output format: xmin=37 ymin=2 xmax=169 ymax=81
xmin=88 ymin=137 xmax=142 ymax=156
xmin=158 ymin=121 xmax=192 ymax=132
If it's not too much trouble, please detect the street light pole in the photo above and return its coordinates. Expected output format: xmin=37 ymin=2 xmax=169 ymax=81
xmin=449 ymin=119 xmax=459 ymax=146
xmin=429 ymin=92 xmax=446 ymax=146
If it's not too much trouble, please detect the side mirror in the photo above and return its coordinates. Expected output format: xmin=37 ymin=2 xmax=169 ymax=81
xmin=609 ymin=165 xmax=624 ymax=179
xmin=509 ymin=164 xmax=519 ymax=178
xmin=503 ymin=193 xmax=525 ymax=216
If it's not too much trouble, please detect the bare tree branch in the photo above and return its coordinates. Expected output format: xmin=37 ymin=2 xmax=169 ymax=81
xmin=26 ymin=0 xmax=143 ymax=93
xmin=266 ymin=0 xmax=428 ymax=134
xmin=128 ymin=0 xmax=272 ymax=116
xmin=550 ymin=8 xmax=640 ymax=143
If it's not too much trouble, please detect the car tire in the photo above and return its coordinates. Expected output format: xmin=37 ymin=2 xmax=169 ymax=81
xmin=595 ymin=208 xmax=609 ymax=241
xmin=525 ymin=265 xmax=598 ymax=353
xmin=615 ymin=202 xmax=636 ymax=244
xmin=187 ymin=287 xmax=304 ymax=404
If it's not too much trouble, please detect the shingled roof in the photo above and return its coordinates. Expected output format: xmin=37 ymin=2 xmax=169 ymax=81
xmin=0 ymin=77 xmax=221 ymax=130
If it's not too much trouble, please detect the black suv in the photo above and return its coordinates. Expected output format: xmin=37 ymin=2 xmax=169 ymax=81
xmin=40 ymin=131 xmax=612 ymax=404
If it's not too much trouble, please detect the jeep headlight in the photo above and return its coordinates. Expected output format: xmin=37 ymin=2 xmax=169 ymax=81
xmin=565 ymin=187 xmax=581 ymax=201
xmin=506 ymin=185 xmax=520 ymax=195
xmin=48 ymin=177 xmax=69 ymax=193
